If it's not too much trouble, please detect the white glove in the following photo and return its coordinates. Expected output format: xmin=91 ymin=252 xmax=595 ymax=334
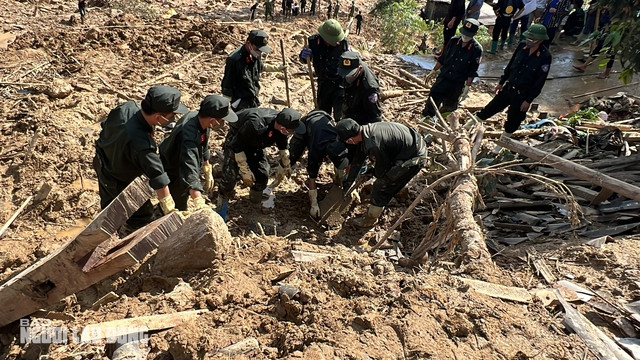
xmin=235 ymin=152 xmax=255 ymax=187
xmin=308 ymin=189 xmax=320 ymax=218
xmin=460 ymin=85 xmax=470 ymax=101
xmin=231 ymin=98 xmax=241 ymax=109
xmin=158 ymin=195 xmax=176 ymax=215
xmin=188 ymin=196 xmax=207 ymax=210
xmin=202 ymin=163 xmax=214 ymax=192
xmin=264 ymin=63 xmax=289 ymax=72
xmin=276 ymin=150 xmax=292 ymax=182
xmin=279 ymin=149 xmax=291 ymax=168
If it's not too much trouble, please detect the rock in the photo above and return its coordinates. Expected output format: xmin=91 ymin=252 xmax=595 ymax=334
xmin=85 ymin=27 xmax=100 ymax=41
xmin=153 ymin=208 xmax=231 ymax=276
xmin=45 ymin=79 xmax=73 ymax=99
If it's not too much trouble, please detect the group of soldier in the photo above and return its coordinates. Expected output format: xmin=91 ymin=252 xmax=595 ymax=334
xmin=94 ymin=13 xmax=553 ymax=234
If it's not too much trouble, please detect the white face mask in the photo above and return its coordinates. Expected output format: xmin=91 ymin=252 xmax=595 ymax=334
xmin=250 ymin=48 xmax=262 ymax=59
xmin=461 ymin=35 xmax=473 ymax=42
xmin=345 ymin=66 xmax=362 ymax=85
xmin=525 ymin=39 xmax=539 ymax=47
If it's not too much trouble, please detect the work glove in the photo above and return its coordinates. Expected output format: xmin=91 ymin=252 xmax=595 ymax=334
xmin=188 ymin=196 xmax=207 ymax=210
xmin=264 ymin=63 xmax=289 ymax=72
xmin=424 ymin=69 xmax=438 ymax=83
xmin=300 ymin=46 xmax=312 ymax=60
xmin=308 ymin=189 xmax=320 ymax=218
xmin=332 ymin=168 xmax=345 ymax=185
xmin=276 ymin=149 xmax=292 ymax=182
xmin=231 ymin=98 xmax=241 ymax=109
xmin=158 ymin=194 xmax=176 ymax=215
xmin=202 ymin=163 xmax=214 ymax=192
xmin=235 ymin=152 xmax=255 ymax=187
xmin=460 ymin=85 xmax=470 ymax=101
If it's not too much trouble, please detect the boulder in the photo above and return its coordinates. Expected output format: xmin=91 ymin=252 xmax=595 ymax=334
xmin=153 ymin=207 xmax=231 ymax=276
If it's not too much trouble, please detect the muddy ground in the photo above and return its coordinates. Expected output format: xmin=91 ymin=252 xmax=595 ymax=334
xmin=1 ymin=0 xmax=639 ymax=358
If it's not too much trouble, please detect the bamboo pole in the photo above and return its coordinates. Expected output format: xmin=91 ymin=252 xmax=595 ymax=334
xmin=280 ymin=39 xmax=291 ymax=107
xmin=571 ymin=82 xmax=640 ymax=99
xmin=0 ymin=196 xmax=32 ymax=239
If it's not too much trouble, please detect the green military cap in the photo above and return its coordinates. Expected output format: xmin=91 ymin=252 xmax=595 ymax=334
xmin=143 ymin=85 xmax=188 ymax=114
xmin=199 ymin=95 xmax=238 ymax=123
xmin=318 ymin=19 xmax=345 ymax=45
xmin=523 ymin=24 xmax=549 ymax=40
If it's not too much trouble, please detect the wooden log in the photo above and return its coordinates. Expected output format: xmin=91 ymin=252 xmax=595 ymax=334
xmin=571 ymin=82 xmax=640 ymax=99
xmin=280 ymin=39 xmax=291 ymax=107
xmin=213 ymin=337 xmax=260 ymax=356
xmin=0 ymin=196 xmax=32 ymax=239
xmin=554 ymin=289 xmax=634 ymax=360
xmin=497 ymin=137 xmax=640 ymax=202
xmin=303 ymin=37 xmax=317 ymax=108
xmin=81 ymin=310 xmax=208 ymax=343
xmin=397 ymin=68 xmax=429 ymax=89
xmin=370 ymin=65 xmax=426 ymax=90
xmin=0 ymin=177 xmax=154 ymax=327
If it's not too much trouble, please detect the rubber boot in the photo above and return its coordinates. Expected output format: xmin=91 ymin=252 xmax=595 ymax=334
xmin=249 ymin=189 xmax=263 ymax=205
xmin=353 ymin=205 xmax=384 ymax=228
xmin=506 ymin=33 xmax=515 ymax=46
xmin=499 ymin=41 xmax=506 ymax=51
xmin=488 ymin=41 xmax=498 ymax=54
xmin=492 ymin=132 xmax=512 ymax=154
xmin=216 ymin=195 xmax=229 ymax=221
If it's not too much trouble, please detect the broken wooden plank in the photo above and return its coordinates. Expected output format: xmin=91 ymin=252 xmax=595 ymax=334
xmin=91 ymin=291 xmax=120 ymax=310
xmin=455 ymin=276 xmax=532 ymax=303
xmin=212 ymin=337 xmax=260 ymax=356
xmin=591 ymin=188 xmax=615 ymax=205
xmin=567 ymin=185 xmax=598 ymax=202
xmin=81 ymin=309 xmax=208 ymax=343
xmin=614 ymin=338 xmax=640 ymax=360
xmin=599 ymin=201 xmax=640 ymax=214
xmin=0 ymin=195 xmax=32 ymax=239
xmin=555 ymin=289 xmax=634 ymax=360
xmin=532 ymin=259 xmax=557 ymax=284
xmin=0 ymin=177 xmax=154 ymax=327
xmin=556 ymin=280 xmax=594 ymax=303
xmin=291 ymin=250 xmax=333 ymax=262
xmin=579 ymin=223 xmax=640 ymax=238
xmin=497 ymin=137 xmax=640 ymax=202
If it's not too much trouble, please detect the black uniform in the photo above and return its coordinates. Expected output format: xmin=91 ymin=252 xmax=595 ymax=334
xmin=477 ymin=42 xmax=552 ymax=133
xmin=345 ymin=122 xmax=427 ymax=207
xmin=93 ymin=101 xmax=170 ymax=227
xmin=289 ymin=110 xmax=348 ymax=179
xmin=304 ymin=34 xmax=349 ymax=120
xmin=221 ymin=45 xmax=263 ymax=110
xmin=442 ymin=0 xmax=466 ymax=49
xmin=219 ymin=108 xmax=289 ymax=197
xmin=159 ymin=112 xmax=211 ymax=211
xmin=250 ymin=2 xmax=258 ymax=20
xmin=492 ymin=0 xmax=524 ymax=43
xmin=355 ymin=14 xmax=363 ymax=34
xmin=423 ymin=36 xmax=482 ymax=117
xmin=310 ymin=0 xmax=316 ymax=14
xmin=343 ymin=63 xmax=382 ymax=125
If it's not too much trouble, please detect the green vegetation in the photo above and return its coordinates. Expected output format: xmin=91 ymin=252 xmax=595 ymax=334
xmin=596 ymin=0 xmax=639 ymax=83
xmin=110 ymin=0 xmax=157 ymax=20
xmin=375 ymin=0 xmax=429 ymax=54
xmin=560 ymin=107 xmax=601 ymax=126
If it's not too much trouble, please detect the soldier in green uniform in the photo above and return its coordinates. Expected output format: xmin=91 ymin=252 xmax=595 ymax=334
xmin=93 ymin=85 xmax=188 ymax=232
xmin=422 ymin=19 xmax=482 ymax=119
xmin=335 ymin=119 xmax=427 ymax=228
xmin=337 ymin=51 xmax=382 ymax=126
xmin=159 ymin=95 xmax=238 ymax=212
xmin=264 ymin=0 xmax=274 ymax=20
xmin=221 ymin=30 xmax=287 ymax=111
xmin=216 ymin=108 xmax=302 ymax=220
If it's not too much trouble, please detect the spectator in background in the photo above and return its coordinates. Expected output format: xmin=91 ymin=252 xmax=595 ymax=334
xmin=436 ymin=0 xmax=466 ymax=56
xmin=540 ymin=0 xmax=572 ymax=47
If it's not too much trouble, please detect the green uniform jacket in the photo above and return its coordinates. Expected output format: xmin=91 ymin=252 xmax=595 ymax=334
xmin=221 ymin=45 xmax=263 ymax=106
xmin=343 ymin=63 xmax=382 ymax=125
xmin=94 ymin=101 xmax=169 ymax=190
xmin=159 ymin=111 xmax=211 ymax=193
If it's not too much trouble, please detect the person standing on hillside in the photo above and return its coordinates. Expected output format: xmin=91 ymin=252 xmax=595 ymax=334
xmin=333 ymin=0 xmax=340 ymax=19
xmin=310 ymin=0 xmax=317 ymax=15
xmin=355 ymin=11 xmax=363 ymax=34
xmin=539 ymin=0 xmax=572 ymax=47
xmin=435 ymin=0 xmax=466 ymax=56
xmin=159 ymin=95 xmax=237 ymax=212
xmin=337 ymin=51 xmax=382 ymax=125
xmin=465 ymin=0 xmax=483 ymax=19
xmin=93 ymin=86 xmax=188 ymax=233
xmin=348 ymin=1 xmax=355 ymax=18
xmin=422 ymin=19 xmax=482 ymax=119
xmin=476 ymin=24 xmax=551 ymax=148
xmin=221 ymin=30 xmax=287 ymax=111
xmin=216 ymin=108 xmax=301 ymax=220
xmin=301 ymin=0 xmax=306 ymax=13
xmin=250 ymin=2 xmax=258 ymax=20
xmin=78 ymin=0 xmax=86 ymax=23
xmin=327 ymin=1 xmax=332 ymax=18
xmin=335 ymin=119 xmax=427 ymax=228
xmin=300 ymin=19 xmax=350 ymax=120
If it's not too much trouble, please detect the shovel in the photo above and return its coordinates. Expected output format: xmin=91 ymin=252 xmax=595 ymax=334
xmin=316 ymin=176 xmax=365 ymax=226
